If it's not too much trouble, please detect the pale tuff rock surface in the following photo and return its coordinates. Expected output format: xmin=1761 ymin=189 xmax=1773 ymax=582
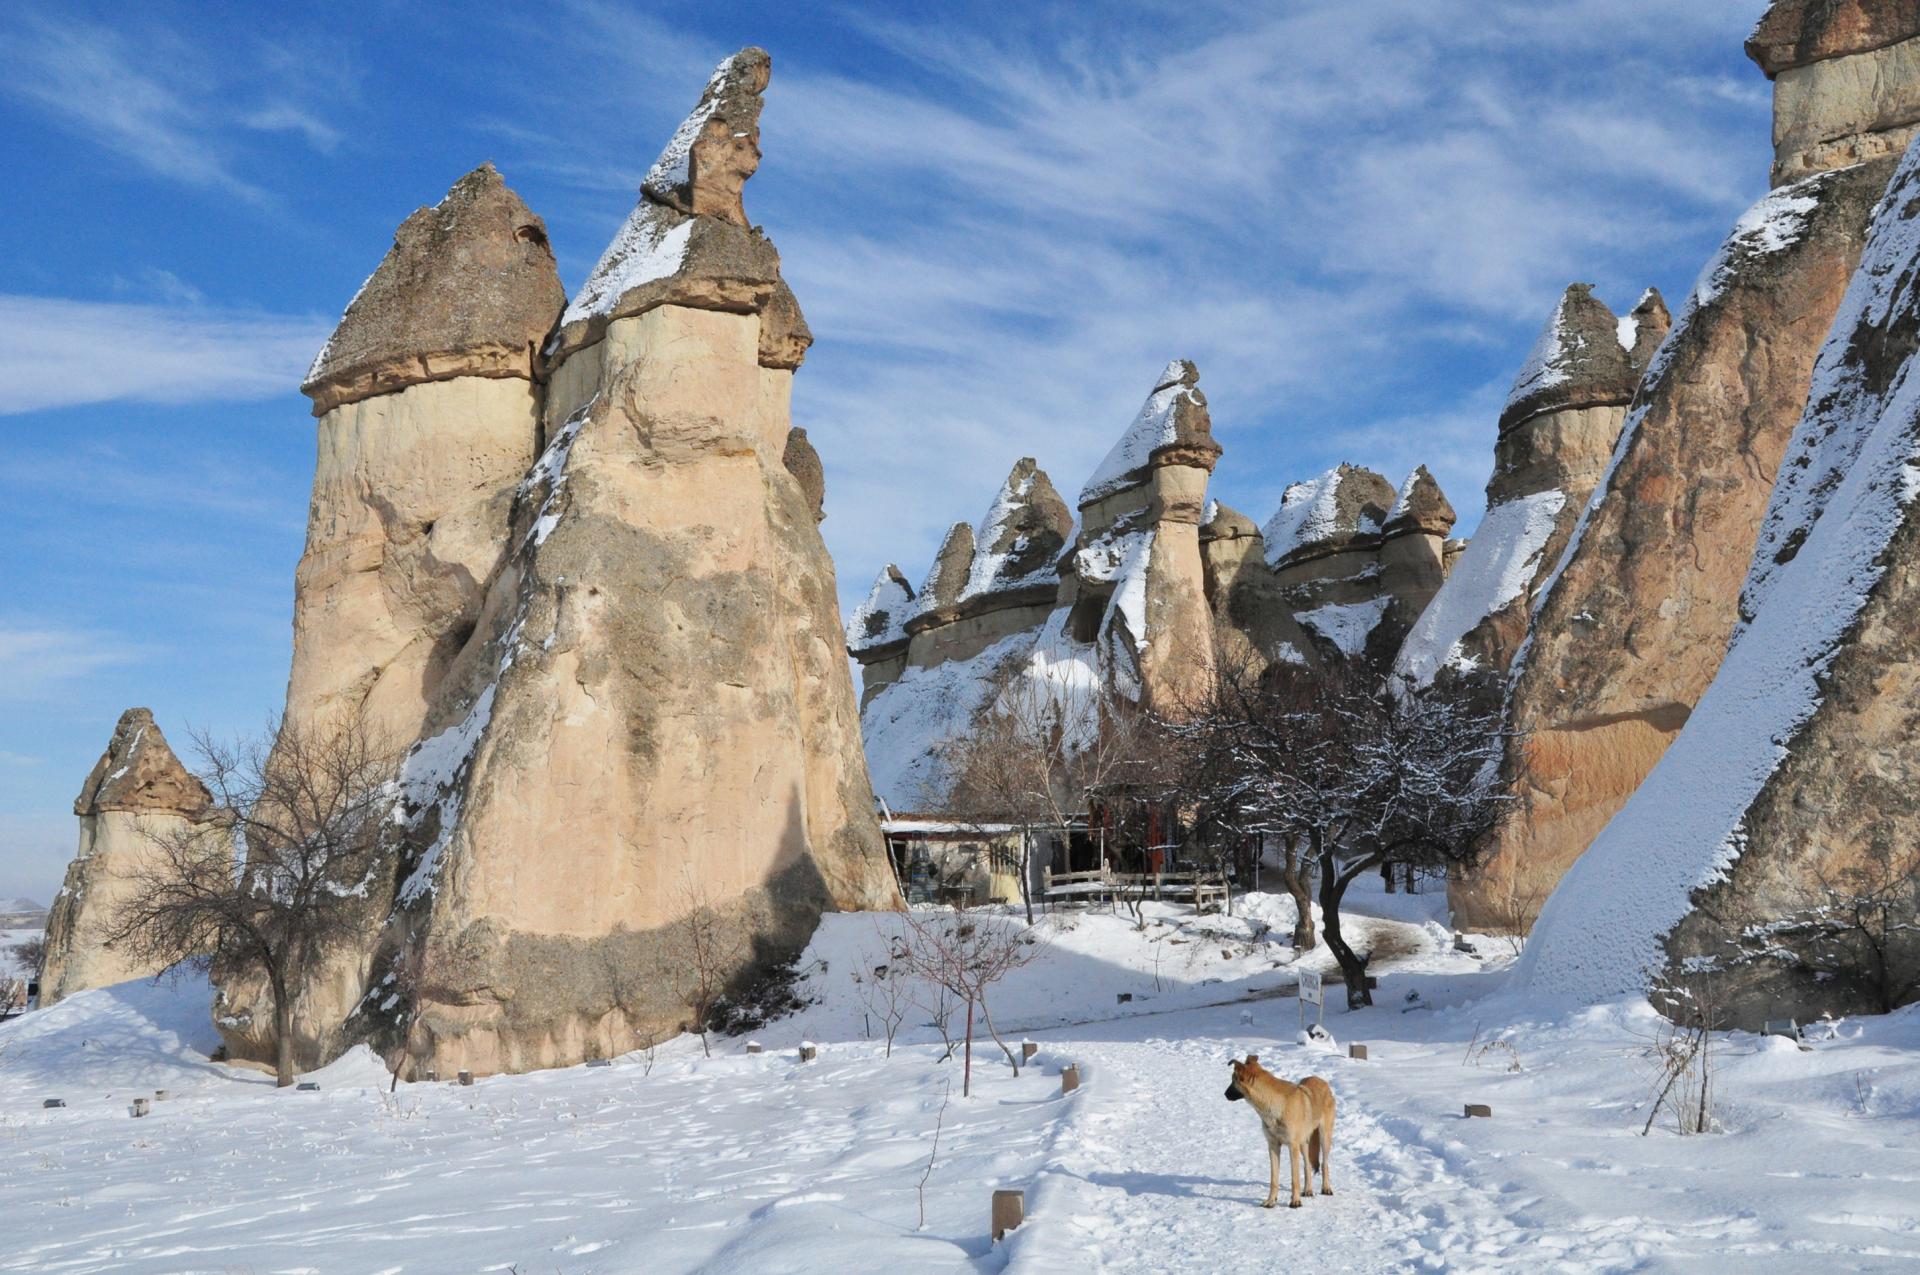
xmin=1521 ymin=134 xmax=1920 ymax=1025
xmin=220 ymin=167 xmax=565 ymax=1071
xmin=547 ymin=49 xmax=810 ymax=370
xmin=1751 ymin=0 xmax=1920 ymax=184
xmin=914 ymin=522 xmax=979 ymax=623
xmin=302 ymin=164 xmax=565 ymax=415
xmin=1458 ymin=157 xmax=1895 ymax=931
xmin=42 ymin=710 xmax=212 ymax=1006
xmin=1396 ymin=287 xmax=1652 ymax=693
xmin=345 ymin=49 xmax=897 ymax=1078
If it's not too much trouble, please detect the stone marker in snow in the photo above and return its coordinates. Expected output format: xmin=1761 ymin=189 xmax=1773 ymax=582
xmin=458 ymin=1070 xmax=473 ymax=1087
xmin=1061 ymin=1064 xmax=1080 ymax=1095
xmin=745 ymin=1042 xmax=763 ymax=1055
xmin=296 ymin=1082 xmax=320 ymax=1092
xmin=586 ymin=1058 xmax=613 ymax=1069
xmin=799 ymin=1042 xmax=818 ymax=1062
xmin=1464 ymin=1104 xmax=1492 ymax=1119
xmin=1021 ymin=1040 xmax=1038 ymax=1062
xmin=1349 ymin=1044 xmax=1369 ymax=1061
xmin=42 ymin=1099 xmax=64 ymax=1109
xmin=991 ymin=1188 xmax=1025 ymax=1241
xmin=130 ymin=1099 xmax=149 ymax=1118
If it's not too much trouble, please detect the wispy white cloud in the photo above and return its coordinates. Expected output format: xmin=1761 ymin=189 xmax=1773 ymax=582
xmin=0 ymin=623 xmax=145 ymax=702
xmin=0 ymin=295 xmax=327 ymax=415
xmin=0 ymin=11 xmax=348 ymax=203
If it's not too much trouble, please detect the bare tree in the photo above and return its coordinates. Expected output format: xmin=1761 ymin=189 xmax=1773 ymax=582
xmin=1765 ymin=841 xmax=1920 ymax=1014
xmin=1168 ymin=659 xmax=1513 ymax=1007
xmin=671 ymin=873 xmax=747 ymax=1058
xmin=1640 ymin=970 xmax=1726 ymax=1135
xmin=936 ymin=675 xmax=1159 ymax=923
xmin=850 ymin=933 xmax=912 ymax=1057
xmin=898 ymin=910 xmax=1045 ymax=1096
xmin=101 ymin=715 xmax=396 ymax=1086
xmin=1484 ymin=858 xmax=1549 ymax=956
xmin=10 ymin=936 xmax=45 ymax=979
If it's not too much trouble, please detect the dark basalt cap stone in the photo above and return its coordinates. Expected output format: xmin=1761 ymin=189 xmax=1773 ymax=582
xmin=302 ymin=163 xmax=565 ymax=416
xmin=1746 ymin=0 xmax=1920 ymax=78
xmin=1498 ymin=284 xmax=1639 ymax=436
xmin=1383 ymin=465 xmax=1457 ymax=539
xmin=74 ymin=709 xmax=211 ymax=818
xmin=783 ymin=426 xmax=826 ymax=522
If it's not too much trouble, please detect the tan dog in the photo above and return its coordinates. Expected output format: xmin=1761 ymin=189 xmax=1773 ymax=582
xmin=1224 ymin=1058 xmax=1336 ymax=1208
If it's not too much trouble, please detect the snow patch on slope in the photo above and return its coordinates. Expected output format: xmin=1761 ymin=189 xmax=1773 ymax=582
xmin=848 ymin=567 xmax=914 ymax=653
xmin=861 ymin=631 xmax=1037 ymax=808
xmin=1395 ymin=490 xmax=1566 ymax=688
xmin=1298 ymin=596 xmax=1390 ymax=657
xmin=559 ymin=206 xmax=693 ymax=333
xmin=1518 ymin=138 xmax=1920 ymax=1004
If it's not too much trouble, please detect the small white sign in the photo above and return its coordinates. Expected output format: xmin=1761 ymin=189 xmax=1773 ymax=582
xmin=1297 ymin=970 xmax=1323 ymax=1007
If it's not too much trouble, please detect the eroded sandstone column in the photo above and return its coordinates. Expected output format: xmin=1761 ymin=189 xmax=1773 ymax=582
xmin=1751 ymin=0 xmax=1920 ymax=184
xmin=1466 ymin=154 xmax=1896 ymax=932
xmin=365 ymin=49 xmax=899 ymax=1077
xmin=215 ymin=164 xmax=565 ymax=1070
xmin=41 ymin=710 xmax=213 ymax=1005
xmin=1521 ymin=133 xmax=1920 ymax=1025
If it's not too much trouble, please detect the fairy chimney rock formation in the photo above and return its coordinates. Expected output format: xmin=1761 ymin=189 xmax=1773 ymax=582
xmin=1066 ymin=360 xmax=1222 ymax=709
xmin=356 ymin=47 xmax=898 ymax=1078
xmin=1750 ymin=0 xmax=1920 ymax=183
xmin=41 ymin=710 xmax=212 ymax=1005
xmin=288 ymin=164 xmax=563 ymax=748
xmin=1521 ymin=133 xmax=1920 ymax=1026
xmin=1457 ymin=153 xmax=1898 ymax=930
xmin=1256 ymin=463 xmax=1452 ymax=669
xmin=1397 ymin=285 xmax=1652 ymax=692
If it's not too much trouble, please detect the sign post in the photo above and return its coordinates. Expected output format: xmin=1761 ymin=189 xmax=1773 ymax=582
xmin=1297 ymin=969 xmax=1324 ymax=1035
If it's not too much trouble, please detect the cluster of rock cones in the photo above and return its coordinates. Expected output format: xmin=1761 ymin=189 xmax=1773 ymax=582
xmin=38 ymin=1 xmax=1920 ymax=1070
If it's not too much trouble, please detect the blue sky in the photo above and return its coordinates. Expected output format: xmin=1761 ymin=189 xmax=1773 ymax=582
xmin=0 ymin=0 xmax=1773 ymax=902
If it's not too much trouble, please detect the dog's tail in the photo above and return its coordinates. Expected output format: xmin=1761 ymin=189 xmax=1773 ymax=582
xmin=1308 ymin=1127 xmax=1323 ymax=1174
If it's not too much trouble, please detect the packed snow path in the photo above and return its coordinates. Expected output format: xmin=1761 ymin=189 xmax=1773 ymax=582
xmin=5 ymin=890 xmax=1920 ymax=1272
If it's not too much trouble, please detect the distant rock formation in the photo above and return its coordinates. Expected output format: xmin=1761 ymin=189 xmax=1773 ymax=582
xmin=347 ymin=47 xmax=899 ymax=1078
xmin=1520 ymin=130 xmax=1920 ymax=1025
xmin=854 ymin=363 xmax=1459 ymax=809
xmin=1750 ymin=0 xmax=1920 ymax=184
xmin=1455 ymin=18 xmax=1914 ymax=930
xmin=1394 ymin=284 xmax=1663 ymax=694
xmin=219 ymin=163 xmax=566 ymax=1071
xmin=41 ymin=710 xmax=212 ymax=1006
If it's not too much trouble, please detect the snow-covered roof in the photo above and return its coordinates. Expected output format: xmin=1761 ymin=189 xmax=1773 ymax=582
xmin=1078 ymin=360 xmax=1209 ymax=506
xmin=1516 ymin=136 xmax=1920 ymax=1005
xmin=1392 ymin=489 xmax=1566 ymax=689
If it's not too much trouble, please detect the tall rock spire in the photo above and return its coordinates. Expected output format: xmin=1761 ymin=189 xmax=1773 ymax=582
xmin=341 ymin=48 xmax=899 ymax=1079
xmin=216 ymin=163 xmax=569 ymax=1075
xmin=1747 ymin=0 xmax=1920 ymax=184
xmin=41 ymin=710 xmax=214 ymax=1006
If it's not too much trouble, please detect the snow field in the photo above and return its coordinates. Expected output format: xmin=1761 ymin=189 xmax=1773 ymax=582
xmin=3 ymin=886 xmax=1918 ymax=1272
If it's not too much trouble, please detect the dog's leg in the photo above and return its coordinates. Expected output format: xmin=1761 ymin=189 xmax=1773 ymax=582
xmin=1319 ymin=1123 xmax=1334 ymax=1195
xmin=1263 ymin=1141 xmax=1280 ymax=1208
xmin=1287 ymin=1139 xmax=1303 ymax=1208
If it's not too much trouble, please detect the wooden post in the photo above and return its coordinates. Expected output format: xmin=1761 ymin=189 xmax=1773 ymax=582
xmin=745 ymin=1042 xmax=763 ymax=1054
xmin=130 ymin=1098 xmax=150 ymax=1117
xmin=1348 ymin=1044 xmax=1368 ymax=1061
xmin=458 ymin=1069 xmax=474 ymax=1086
xmin=799 ymin=1043 xmax=818 ymax=1062
xmin=297 ymin=1082 xmax=320 ymax=1091
xmin=1061 ymin=1064 xmax=1080 ymax=1094
xmin=154 ymin=1089 xmax=171 ymax=1101
xmin=1463 ymin=1103 xmax=1492 ymax=1118
xmin=991 ymin=1188 xmax=1025 ymax=1241
xmin=1021 ymin=1040 xmax=1038 ymax=1063
xmin=424 ymin=1070 xmax=438 ymax=1082
xmin=42 ymin=1099 xmax=65 ymax=1109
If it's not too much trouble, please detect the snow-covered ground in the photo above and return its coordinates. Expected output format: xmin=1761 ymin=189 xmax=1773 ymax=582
xmin=3 ymin=882 xmax=1917 ymax=1272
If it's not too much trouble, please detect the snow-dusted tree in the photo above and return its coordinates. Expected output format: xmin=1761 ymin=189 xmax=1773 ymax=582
xmin=897 ymin=910 xmax=1044 ymax=1096
xmin=849 ymin=932 xmax=912 ymax=1057
xmin=935 ymin=673 xmax=1161 ymax=923
xmin=9 ymin=936 xmax=45 ymax=980
xmin=102 ymin=715 xmax=395 ymax=1086
xmin=1170 ymin=659 xmax=1511 ymax=1006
